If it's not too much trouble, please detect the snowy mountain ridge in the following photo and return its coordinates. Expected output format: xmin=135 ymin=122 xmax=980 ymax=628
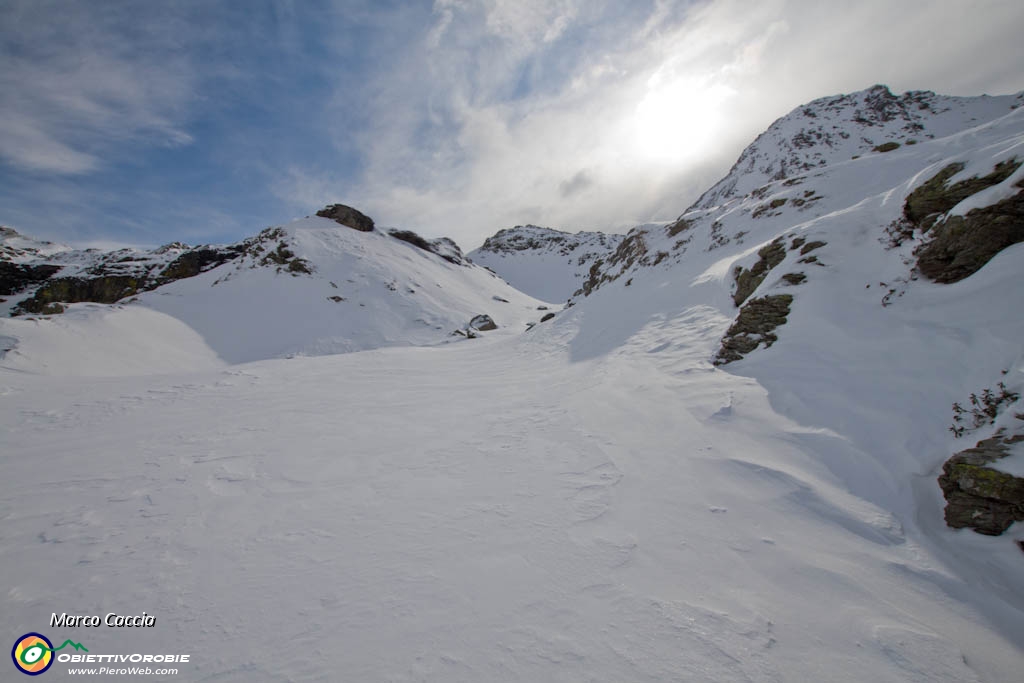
xmin=469 ymin=224 xmax=628 ymax=302
xmin=567 ymin=85 xmax=1024 ymax=303
xmin=0 ymin=209 xmax=549 ymax=367
xmin=695 ymin=84 xmax=1024 ymax=210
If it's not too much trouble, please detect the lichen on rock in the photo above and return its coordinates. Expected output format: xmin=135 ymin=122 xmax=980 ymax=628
xmin=904 ymin=159 xmax=1021 ymax=232
xmin=938 ymin=433 xmax=1024 ymax=535
xmin=916 ymin=185 xmax=1024 ymax=283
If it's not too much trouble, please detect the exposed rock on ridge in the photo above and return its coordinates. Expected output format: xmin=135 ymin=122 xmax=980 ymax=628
xmin=316 ymin=204 xmax=375 ymax=232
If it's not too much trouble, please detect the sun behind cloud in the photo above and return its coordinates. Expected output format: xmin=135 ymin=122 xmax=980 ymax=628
xmin=631 ymin=75 xmax=737 ymax=165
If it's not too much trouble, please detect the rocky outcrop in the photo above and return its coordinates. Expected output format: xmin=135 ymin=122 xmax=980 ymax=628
xmin=714 ymin=294 xmax=793 ymax=365
xmin=904 ymin=160 xmax=1020 ymax=232
xmin=316 ymin=204 xmax=375 ymax=232
xmin=896 ymin=158 xmax=1024 ymax=283
xmin=9 ymin=227 xmax=321 ymax=314
xmin=388 ymin=230 xmax=467 ymax=265
xmin=12 ymin=239 xmax=280 ymax=314
xmin=0 ymin=262 xmax=62 ymax=296
xmin=732 ymin=239 xmax=786 ymax=306
xmin=938 ymin=433 xmax=1024 ymax=535
xmin=916 ymin=186 xmax=1024 ymax=283
xmin=16 ymin=275 xmax=145 ymax=314
xmin=159 ymin=246 xmax=246 ymax=281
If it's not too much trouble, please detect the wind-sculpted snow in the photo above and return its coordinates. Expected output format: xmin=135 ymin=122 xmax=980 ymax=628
xmin=3 ymin=322 xmax=1022 ymax=681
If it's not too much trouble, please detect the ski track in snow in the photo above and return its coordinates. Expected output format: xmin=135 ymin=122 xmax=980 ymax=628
xmin=2 ymin=319 xmax=1020 ymax=682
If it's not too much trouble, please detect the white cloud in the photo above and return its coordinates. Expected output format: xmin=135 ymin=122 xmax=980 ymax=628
xmin=6 ymin=0 xmax=1024 ymax=249
xmin=481 ymin=0 xmax=579 ymax=44
xmin=0 ymin=1 xmax=196 ymax=175
xmin=272 ymin=166 xmax=350 ymax=218
xmin=281 ymin=0 xmax=1024 ymax=249
xmin=0 ymin=115 xmax=99 ymax=174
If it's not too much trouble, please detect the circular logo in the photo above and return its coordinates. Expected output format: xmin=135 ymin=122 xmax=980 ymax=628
xmin=12 ymin=633 xmax=54 ymax=676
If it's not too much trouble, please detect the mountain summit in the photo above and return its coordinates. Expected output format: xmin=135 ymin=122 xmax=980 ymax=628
xmin=696 ymin=84 xmax=1023 ymax=209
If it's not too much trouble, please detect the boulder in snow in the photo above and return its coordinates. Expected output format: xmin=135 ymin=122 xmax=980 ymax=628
xmin=469 ymin=314 xmax=497 ymax=331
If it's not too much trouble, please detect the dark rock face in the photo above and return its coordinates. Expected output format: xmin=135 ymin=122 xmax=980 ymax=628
xmin=160 ymin=247 xmax=245 ymax=281
xmin=714 ymin=294 xmax=793 ymax=365
xmin=938 ymin=434 xmax=1024 ymax=535
xmin=905 ymin=160 xmax=1020 ymax=232
xmin=387 ymin=230 xmax=466 ymax=265
xmin=0 ymin=262 xmax=62 ymax=295
xmin=16 ymin=276 xmax=145 ymax=314
xmin=469 ymin=314 xmax=497 ymax=331
xmin=540 ymin=312 xmax=555 ymax=322
xmin=5 ymin=222 xmax=331 ymax=315
xmin=916 ymin=187 xmax=1024 ymax=283
xmin=316 ymin=204 xmax=375 ymax=232
xmin=732 ymin=238 xmax=786 ymax=306
xmin=13 ymin=244 xmax=253 ymax=314
xmin=389 ymin=229 xmax=432 ymax=251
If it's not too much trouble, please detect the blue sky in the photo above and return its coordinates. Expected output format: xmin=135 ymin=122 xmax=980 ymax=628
xmin=2 ymin=0 xmax=1024 ymax=250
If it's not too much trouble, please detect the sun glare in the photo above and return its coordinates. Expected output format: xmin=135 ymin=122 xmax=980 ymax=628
xmin=631 ymin=77 xmax=736 ymax=164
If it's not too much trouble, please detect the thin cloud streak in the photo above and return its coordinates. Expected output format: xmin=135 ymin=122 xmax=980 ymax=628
xmin=0 ymin=1 xmax=197 ymax=175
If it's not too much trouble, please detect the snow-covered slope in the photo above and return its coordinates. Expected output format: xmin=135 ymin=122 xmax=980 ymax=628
xmin=558 ymin=85 xmax=1024 ymax=640
xmin=469 ymin=225 xmax=626 ymax=302
xmin=0 ymin=305 xmax=225 ymax=376
xmin=5 ymin=327 xmax=1023 ymax=682
xmin=3 ymin=87 xmax=1024 ymax=682
xmin=136 ymin=219 xmax=546 ymax=363
xmin=1 ymin=211 xmax=548 ymax=366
